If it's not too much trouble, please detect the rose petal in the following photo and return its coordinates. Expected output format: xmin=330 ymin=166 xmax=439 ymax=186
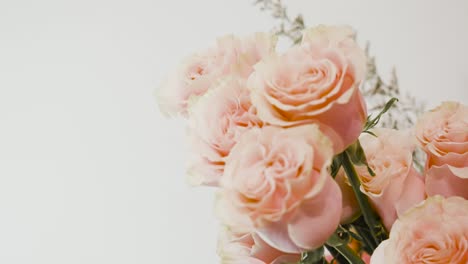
xmin=370 ymin=240 xmax=389 ymax=264
xmin=287 ymin=176 xmax=342 ymax=250
xmin=425 ymin=164 xmax=468 ymax=199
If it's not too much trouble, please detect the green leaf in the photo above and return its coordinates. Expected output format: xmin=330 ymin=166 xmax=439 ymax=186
xmin=325 ymin=231 xmax=365 ymax=264
xmin=330 ymin=155 xmax=342 ymax=178
xmin=326 ymin=226 xmax=350 ymax=247
xmin=361 ymin=130 xmax=377 ymax=137
xmin=340 ymin=152 xmax=389 ymax=251
xmin=363 ymin=97 xmax=398 ymax=132
xmin=345 ymin=140 xmax=375 ymax=176
xmin=300 ymin=247 xmax=325 ymax=264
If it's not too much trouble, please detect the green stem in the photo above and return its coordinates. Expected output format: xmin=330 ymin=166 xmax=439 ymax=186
xmin=326 ymin=233 xmax=365 ymax=264
xmin=324 ymin=245 xmax=349 ymax=264
xmin=340 ymin=151 xmax=387 ymax=250
xmin=352 ymin=221 xmax=376 ymax=253
xmin=300 ymin=247 xmax=327 ymax=264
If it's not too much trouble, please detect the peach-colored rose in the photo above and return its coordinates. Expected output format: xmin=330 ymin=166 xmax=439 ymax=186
xmin=370 ymin=195 xmax=468 ymax=264
xmin=218 ymin=125 xmax=342 ymax=253
xmin=217 ymin=227 xmax=300 ymax=264
xmin=357 ymin=128 xmax=425 ymax=231
xmin=415 ymin=101 xmax=468 ymax=199
xmin=157 ymin=33 xmax=277 ymax=117
xmin=248 ymin=25 xmax=367 ymax=153
xmin=187 ymin=76 xmax=263 ymax=186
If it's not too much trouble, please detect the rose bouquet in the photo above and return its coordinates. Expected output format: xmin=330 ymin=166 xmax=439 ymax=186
xmin=156 ymin=19 xmax=468 ymax=264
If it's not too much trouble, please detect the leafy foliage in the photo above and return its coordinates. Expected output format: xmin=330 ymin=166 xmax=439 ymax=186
xmin=300 ymin=247 xmax=326 ymax=264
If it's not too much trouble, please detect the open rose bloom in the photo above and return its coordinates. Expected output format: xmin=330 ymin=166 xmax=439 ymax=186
xmin=371 ymin=196 xmax=468 ymax=264
xmin=157 ymin=33 xmax=277 ymax=117
xmin=187 ymin=76 xmax=263 ymax=186
xmin=218 ymin=125 xmax=342 ymax=253
xmin=416 ymin=101 xmax=468 ymax=199
xmin=249 ymin=25 xmax=367 ymax=153
xmin=357 ymin=128 xmax=425 ymax=230
xmin=157 ymin=24 xmax=468 ymax=263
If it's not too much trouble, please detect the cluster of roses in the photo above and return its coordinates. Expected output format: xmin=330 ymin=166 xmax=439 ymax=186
xmin=158 ymin=25 xmax=468 ymax=264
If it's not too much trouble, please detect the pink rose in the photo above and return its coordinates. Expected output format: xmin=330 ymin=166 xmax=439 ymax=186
xmin=218 ymin=125 xmax=342 ymax=253
xmin=157 ymin=33 xmax=277 ymax=117
xmin=415 ymin=101 xmax=468 ymax=199
xmin=357 ymin=128 xmax=425 ymax=231
xmin=217 ymin=227 xmax=300 ymax=264
xmin=248 ymin=25 xmax=367 ymax=153
xmin=370 ymin=195 xmax=468 ymax=264
xmin=187 ymin=77 xmax=263 ymax=186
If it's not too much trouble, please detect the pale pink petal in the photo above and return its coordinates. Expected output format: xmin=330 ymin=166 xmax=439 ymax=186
xmin=287 ymin=176 xmax=342 ymax=250
xmin=425 ymin=164 xmax=468 ymax=199
xmin=394 ymin=167 xmax=425 ymax=218
xmin=256 ymin=219 xmax=303 ymax=254
xmin=370 ymin=240 xmax=389 ymax=264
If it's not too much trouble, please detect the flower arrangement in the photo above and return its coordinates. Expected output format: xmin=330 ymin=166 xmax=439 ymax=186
xmin=156 ymin=4 xmax=468 ymax=263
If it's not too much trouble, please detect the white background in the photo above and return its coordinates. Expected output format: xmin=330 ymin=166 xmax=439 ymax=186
xmin=0 ymin=0 xmax=467 ymax=263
